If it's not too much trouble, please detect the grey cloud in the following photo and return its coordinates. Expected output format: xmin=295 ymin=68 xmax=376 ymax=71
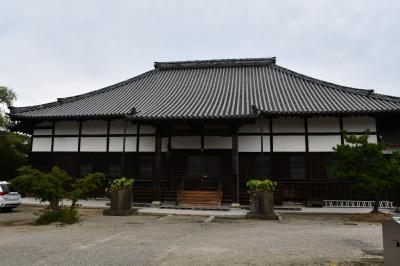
xmin=1 ymin=0 xmax=399 ymax=107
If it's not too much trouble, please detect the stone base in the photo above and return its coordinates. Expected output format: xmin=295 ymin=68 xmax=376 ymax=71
xmin=230 ymin=203 xmax=241 ymax=210
xmin=151 ymin=201 xmax=162 ymax=208
xmin=246 ymin=212 xmax=279 ymax=220
xmin=103 ymin=209 xmax=136 ymax=216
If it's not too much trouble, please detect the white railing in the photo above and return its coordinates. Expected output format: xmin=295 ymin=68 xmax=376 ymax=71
xmin=323 ymin=200 xmax=394 ymax=209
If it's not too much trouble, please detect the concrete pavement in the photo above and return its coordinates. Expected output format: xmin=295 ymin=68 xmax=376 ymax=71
xmin=21 ymin=197 xmax=395 ymax=215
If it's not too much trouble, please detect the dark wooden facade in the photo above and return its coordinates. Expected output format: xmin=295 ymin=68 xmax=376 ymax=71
xmin=29 ymin=150 xmax=400 ymax=205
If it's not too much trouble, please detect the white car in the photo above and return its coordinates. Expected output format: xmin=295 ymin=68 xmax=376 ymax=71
xmin=0 ymin=181 xmax=21 ymax=212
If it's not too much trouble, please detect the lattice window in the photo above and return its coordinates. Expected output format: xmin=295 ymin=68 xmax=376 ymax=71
xmin=289 ymin=155 xmax=306 ymax=179
xmin=186 ymin=156 xmax=202 ymax=178
xmin=139 ymin=155 xmax=153 ymax=177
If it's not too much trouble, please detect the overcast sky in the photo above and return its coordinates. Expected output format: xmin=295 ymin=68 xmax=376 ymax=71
xmin=1 ymin=0 xmax=399 ymax=107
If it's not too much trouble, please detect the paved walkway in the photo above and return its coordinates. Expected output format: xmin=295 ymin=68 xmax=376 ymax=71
xmin=138 ymin=207 xmax=249 ymax=218
xmin=21 ymin=197 xmax=395 ymax=215
xmin=22 ymin=197 xmax=110 ymax=208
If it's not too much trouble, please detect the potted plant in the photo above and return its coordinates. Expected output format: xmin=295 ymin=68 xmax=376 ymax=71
xmin=103 ymin=177 xmax=135 ymax=216
xmin=246 ymin=179 xmax=278 ymax=219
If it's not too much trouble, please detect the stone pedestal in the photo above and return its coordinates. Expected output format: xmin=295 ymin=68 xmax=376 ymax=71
xmin=151 ymin=201 xmax=162 ymax=208
xmin=247 ymin=191 xmax=278 ymax=220
xmin=103 ymin=188 xmax=134 ymax=216
xmin=230 ymin=202 xmax=241 ymax=211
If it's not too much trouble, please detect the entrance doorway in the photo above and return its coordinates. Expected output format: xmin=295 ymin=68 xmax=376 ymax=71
xmin=184 ymin=155 xmax=221 ymax=190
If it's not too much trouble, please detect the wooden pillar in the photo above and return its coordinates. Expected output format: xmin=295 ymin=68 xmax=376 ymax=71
xmin=76 ymin=121 xmax=82 ymax=177
xmin=50 ymin=121 xmax=55 ymax=168
xmin=260 ymin=118 xmax=264 ymax=178
xmin=232 ymin=127 xmax=239 ymax=203
xmin=121 ymin=119 xmax=128 ymax=177
xmin=201 ymin=134 xmax=205 ymax=186
xmin=375 ymin=117 xmax=381 ymax=143
xmin=106 ymin=120 xmax=111 ymax=152
xmin=339 ymin=117 xmax=344 ymax=145
xmin=304 ymin=117 xmax=310 ymax=180
xmin=154 ymin=127 xmax=162 ymax=201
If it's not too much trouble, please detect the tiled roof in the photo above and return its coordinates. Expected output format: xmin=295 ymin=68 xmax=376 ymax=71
xmin=10 ymin=57 xmax=400 ymax=120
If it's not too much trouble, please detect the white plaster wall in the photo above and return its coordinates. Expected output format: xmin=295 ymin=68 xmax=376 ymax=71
xmin=308 ymin=135 xmax=341 ymax=152
xmin=238 ymin=119 xmax=270 ymax=133
xmin=162 ymin=137 xmax=168 ymax=152
xmin=308 ymin=117 xmax=340 ymax=133
xmin=139 ymin=136 xmax=155 ymax=152
xmin=125 ymin=137 xmax=137 ymax=152
xmin=53 ymin=137 xmax=79 ymax=152
xmin=54 ymin=121 xmax=79 ymax=135
xmin=108 ymin=136 xmax=137 ymax=152
xmin=80 ymin=137 xmax=107 ymax=152
xmin=110 ymin=120 xmax=124 ymax=134
xmin=32 ymin=137 xmax=52 ymax=152
xmin=273 ymin=136 xmax=306 ymax=152
xmin=33 ymin=129 xmax=52 ymax=135
xmin=273 ymin=118 xmax=304 ymax=133
xmin=140 ymin=125 xmax=156 ymax=134
xmin=343 ymin=116 xmax=376 ymax=132
xmin=109 ymin=120 xmax=137 ymax=134
xmin=109 ymin=137 xmax=124 ymax=152
xmin=238 ymin=136 xmax=261 ymax=152
xmin=204 ymin=137 xmax=232 ymax=149
xmin=263 ymin=136 xmax=271 ymax=152
xmin=81 ymin=120 xmax=107 ymax=135
xmin=171 ymin=136 xmax=201 ymax=149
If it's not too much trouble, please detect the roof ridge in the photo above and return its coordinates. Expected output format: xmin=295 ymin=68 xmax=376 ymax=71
xmin=271 ymin=64 xmax=400 ymax=103
xmin=10 ymin=69 xmax=156 ymax=114
xmin=154 ymin=57 xmax=276 ymax=69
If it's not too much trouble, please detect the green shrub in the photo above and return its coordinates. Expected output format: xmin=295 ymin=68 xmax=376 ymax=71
xmin=35 ymin=208 xmax=79 ymax=225
xmin=110 ymin=177 xmax=135 ymax=191
xmin=246 ymin=179 xmax=277 ymax=192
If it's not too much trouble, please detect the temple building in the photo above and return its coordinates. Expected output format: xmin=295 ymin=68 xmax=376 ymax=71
xmin=9 ymin=58 xmax=400 ymax=204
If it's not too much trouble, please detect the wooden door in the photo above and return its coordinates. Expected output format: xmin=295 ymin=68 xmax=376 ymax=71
xmin=202 ymin=155 xmax=221 ymax=190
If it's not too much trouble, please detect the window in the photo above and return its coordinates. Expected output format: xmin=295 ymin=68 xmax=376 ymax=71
xmin=290 ymin=155 xmax=306 ymax=179
xmin=186 ymin=156 xmax=202 ymax=178
xmin=80 ymin=164 xmax=93 ymax=177
xmin=255 ymin=155 xmax=271 ymax=179
xmin=139 ymin=155 xmax=153 ymax=177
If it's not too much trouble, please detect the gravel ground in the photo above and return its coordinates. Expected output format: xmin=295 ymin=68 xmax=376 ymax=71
xmin=0 ymin=205 xmax=384 ymax=266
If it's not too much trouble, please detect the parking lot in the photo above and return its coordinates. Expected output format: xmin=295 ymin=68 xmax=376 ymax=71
xmin=0 ymin=205 xmax=385 ymax=266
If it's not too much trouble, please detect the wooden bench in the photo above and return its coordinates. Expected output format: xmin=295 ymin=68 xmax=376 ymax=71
xmin=178 ymin=190 xmax=223 ymax=208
